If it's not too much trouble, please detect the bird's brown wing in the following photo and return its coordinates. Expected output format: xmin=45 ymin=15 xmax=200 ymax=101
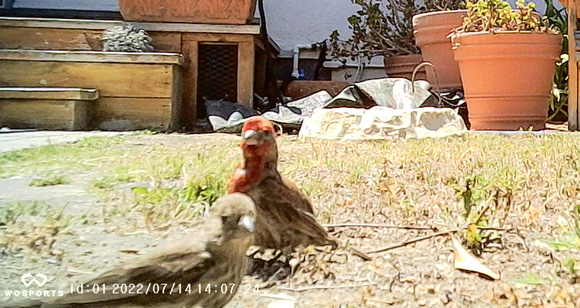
xmin=248 ymin=177 xmax=334 ymax=249
xmin=281 ymin=176 xmax=315 ymax=214
xmin=48 ymin=250 xmax=214 ymax=307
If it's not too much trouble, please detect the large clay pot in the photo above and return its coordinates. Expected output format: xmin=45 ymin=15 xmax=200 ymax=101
xmin=117 ymin=0 xmax=257 ymax=24
xmin=453 ymin=32 xmax=561 ymax=130
xmin=413 ymin=10 xmax=466 ymax=90
xmin=383 ymin=54 xmax=427 ymax=81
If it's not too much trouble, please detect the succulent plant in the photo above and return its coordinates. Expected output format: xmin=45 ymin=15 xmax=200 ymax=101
xmin=453 ymin=0 xmax=559 ymax=33
xmin=102 ymin=24 xmax=154 ymax=52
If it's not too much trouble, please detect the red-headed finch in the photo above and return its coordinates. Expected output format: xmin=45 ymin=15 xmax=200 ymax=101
xmin=228 ymin=116 xmax=335 ymax=251
xmin=1 ymin=193 xmax=256 ymax=308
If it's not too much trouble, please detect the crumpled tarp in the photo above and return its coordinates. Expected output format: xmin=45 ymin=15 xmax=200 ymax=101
xmin=298 ymin=107 xmax=467 ymax=141
xmin=205 ymin=77 xmax=467 ymax=139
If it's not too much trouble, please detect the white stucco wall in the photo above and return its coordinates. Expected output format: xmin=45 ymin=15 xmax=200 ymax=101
xmin=260 ymin=0 xmax=358 ymax=57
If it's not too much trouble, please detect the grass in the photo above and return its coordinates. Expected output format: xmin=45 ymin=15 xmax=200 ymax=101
xmin=29 ymin=174 xmax=70 ymax=187
xmin=0 ymin=201 xmax=50 ymax=226
xmin=1 ymin=133 xmax=580 ymax=234
xmin=2 ymin=132 xmax=580 ymax=304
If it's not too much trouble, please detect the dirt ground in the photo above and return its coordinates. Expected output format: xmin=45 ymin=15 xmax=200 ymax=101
xmin=1 ymin=132 xmax=580 ymax=307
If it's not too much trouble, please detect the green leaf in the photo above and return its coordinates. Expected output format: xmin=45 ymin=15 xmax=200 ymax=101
xmin=132 ymin=186 xmax=149 ymax=195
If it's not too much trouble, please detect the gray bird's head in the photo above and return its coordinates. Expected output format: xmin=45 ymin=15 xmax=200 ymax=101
xmin=210 ymin=193 xmax=256 ymax=239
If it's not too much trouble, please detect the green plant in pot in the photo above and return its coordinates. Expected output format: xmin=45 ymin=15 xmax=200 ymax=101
xmin=542 ymin=0 xmax=568 ymax=122
xmin=328 ymin=0 xmax=463 ymax=81
xmin=450 ymin=0 xmax=562 ymax=131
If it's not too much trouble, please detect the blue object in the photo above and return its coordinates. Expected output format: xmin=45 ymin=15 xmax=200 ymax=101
xmin=1 ymin=0 xmax=14 ymax=9
xmin=298 ymin=69 xmax=305 ymax=80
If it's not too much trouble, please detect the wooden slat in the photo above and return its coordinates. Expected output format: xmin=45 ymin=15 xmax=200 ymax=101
xmin=0 ymin=27 xmax=182 ymax=52
xmin=569 ymin=1 xmax=579 ymax=131
xmin=169 ymin=65 xmax=185 ymax=130
xmin=0 ymin=28 xmax=102 ymax=51
xmin=181 ymin=40 xmax=199 ymax=126
xmin=0 ymin=17 xmax=261 ymax=34
xmin=0 ymin=61 xmax=175 ymax=98
xmin=238 ymin=41 xmax=255 ymax=107
xmin=0 ymin=87 xmax=99 ymax=100
xmin=95 ymin=97 xmax=172 ymax=131
xmin=149 ymin=32 xmax=182 ymax=53
xmin=182 ymin=32 xmax=254 ymax=43
xmin=0 ymin=99 xmax=92 ymax=130
xmin=0 ymin=50 xmax=184 ymax=65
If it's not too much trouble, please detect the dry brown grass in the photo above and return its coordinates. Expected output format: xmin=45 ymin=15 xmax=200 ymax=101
xmin=1 ymin=132 xmax=580 ymax=307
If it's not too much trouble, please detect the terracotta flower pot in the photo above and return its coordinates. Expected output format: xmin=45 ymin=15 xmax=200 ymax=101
xmin=453 ymin=32 xmax=561 ymax=130
xmin=413 ymin=10 xmax=466 ymax=90
xmin=383 ymin=54 xmax=427 ymax=81
xmin=117 ymin=0 xmax=257 ymax=24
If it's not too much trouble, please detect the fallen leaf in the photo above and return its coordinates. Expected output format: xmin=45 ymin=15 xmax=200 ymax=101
xmin=451 ymin=235 xmax=500 ymax=280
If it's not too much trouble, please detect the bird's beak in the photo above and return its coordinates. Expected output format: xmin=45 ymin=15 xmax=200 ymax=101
xmin=242 ymin=129 xmax=259 ymax=146
xmin=238 ymin=215 xmax=255 ymax=232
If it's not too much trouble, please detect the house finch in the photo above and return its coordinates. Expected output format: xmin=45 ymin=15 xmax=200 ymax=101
xmin=2 ymin=193 xmax=256 ymax=308
xmin=228 ymin=116 xmax=335 ymax=251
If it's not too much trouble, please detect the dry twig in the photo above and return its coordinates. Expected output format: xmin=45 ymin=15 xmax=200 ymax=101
xmin=367 ymin=229 xmax=461 ymax=254
xmin=278 ymin=283 xmax=378 ymax=292
xmin=324 ymin=223 xmax=436 ymax=231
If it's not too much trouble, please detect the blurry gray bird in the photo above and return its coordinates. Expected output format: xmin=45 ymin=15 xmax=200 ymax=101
xmin=1 ymin=193 xmax=256 ymax=308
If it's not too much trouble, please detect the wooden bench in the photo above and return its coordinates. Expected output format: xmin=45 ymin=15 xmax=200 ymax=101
xmin=0 ymin=87 xmax=98 ymax=130
xmin=0 ymin=49 xmax=184 ymax=131
xmin=0 ymin=16 xmax=280 ymax=127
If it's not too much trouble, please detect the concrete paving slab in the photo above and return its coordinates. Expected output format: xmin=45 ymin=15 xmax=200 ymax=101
xmin=0 ymin=128 xmax=127 ymax=153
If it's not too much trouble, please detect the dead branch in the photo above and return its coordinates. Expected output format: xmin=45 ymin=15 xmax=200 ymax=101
xmin=324 ymin=223 xmax=436 ymax=231
xmin=366 ymin=229 xmax=461 ymax=254
xmin=349 ymin=247 xmax=373 ymax=261
xmin=365 ymin=225 xmax=514 ymax=254
xmin=277 ymin=283 xmax=378 ymax=292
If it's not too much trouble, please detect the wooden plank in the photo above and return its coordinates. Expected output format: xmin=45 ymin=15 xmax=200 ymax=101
xmin=0 ymin=61 xmax=175 ymax=98
xmin=0 ymin=27 xmax=182 ymax=52
xmin=149 ymin=32 xmax=182 ymax=53
xmin=169 ymin=66 xmax=185 ymax=131
xmin=181 ymin=40 xmax=199 ymax=126
xmin=182 ymin=32 xmax=254 ymax=43
xmin=238 ymin=41 xmax=255 ymax=107
xmin=0 ymin=17 xmax=261 ymax=34
xmin=95 ymin=97 xmax=172 ymax=131
xmin=0 ymin=87 xmax=99 ymax=100
xmin=569 ymin=0 xmax=578 ymax=131
xmin=0 ymin=28 xmax=102 ymax=51
xmin=0 ymin=99 xmax=92 ymax=130
xmin=73 ymin=101 xmax=95 ymax=131
xmin=0 ymin=50 xmax=184 ymax=65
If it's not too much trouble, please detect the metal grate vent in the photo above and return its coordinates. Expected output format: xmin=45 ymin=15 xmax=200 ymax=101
xmin=197 ymin=43 xmax=238 ymax=118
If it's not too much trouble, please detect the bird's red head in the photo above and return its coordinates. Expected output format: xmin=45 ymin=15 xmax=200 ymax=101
xmin=239 ymin=116 xmax=277 ymax=159
xmin=241 ymin=116 xmax=275 ymax=135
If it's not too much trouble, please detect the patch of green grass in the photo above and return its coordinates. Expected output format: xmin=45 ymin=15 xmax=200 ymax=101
xmin=0 ymin=136 xmax=126 ymax=178
xmin=0 ymin=201 xmax=50 ymax=225
xmin=511 ymin=273 xmax=553 ymax=286
xmin=29 ymin=174 xmax=70 ymax=187
xmin=542 ymin=239 xmax=580 ymax=251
